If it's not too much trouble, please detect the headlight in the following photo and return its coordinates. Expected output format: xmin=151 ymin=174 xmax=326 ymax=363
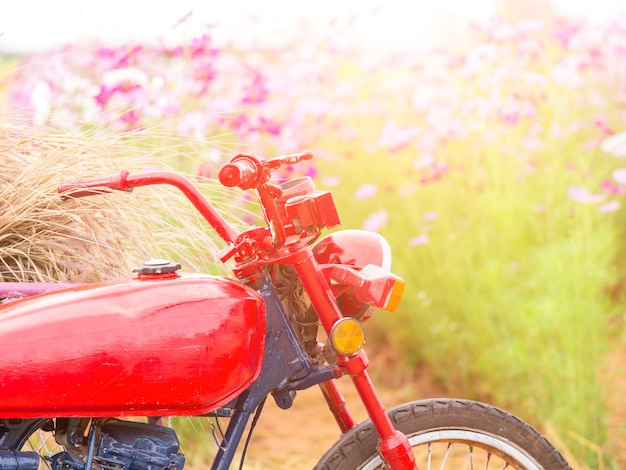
xmin=313 ymin=229 xmax=392 ymax=271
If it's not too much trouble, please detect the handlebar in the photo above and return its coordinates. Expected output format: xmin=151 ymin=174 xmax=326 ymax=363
xmin=59 ymin=170 xmax=239 ymax=245
xmin=58 ymin=170 xmax=132 ymax=198
xmin=59 ymin=151 xmax=316 ymax=252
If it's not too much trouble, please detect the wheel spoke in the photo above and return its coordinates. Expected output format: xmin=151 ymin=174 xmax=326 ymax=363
xmin=427 ymin=442 xmax=433 ymax=470
xmin=27 ymin=431 xmax=59 ymax=456
xmin=439 ymin=443 xmax=452 ymax=470
xmin=358 ymin=428 xmax=552 ymax=469
xmin=25 ymin=431 xmax=58 ymax=470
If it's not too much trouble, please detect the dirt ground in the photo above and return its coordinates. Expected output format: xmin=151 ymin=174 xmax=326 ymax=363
xmin=242 ymin=362 xmax=445 ymax=469
xmin=603 ymin=349 xmax=626 ymax=469
xmin=235 ymin=347 xmax=626 ymax=470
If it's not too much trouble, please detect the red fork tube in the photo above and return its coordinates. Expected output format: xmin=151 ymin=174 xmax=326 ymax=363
xmin=339 ymin=352 xmax=417 ymax=469
xmin=290 ymin=247 xmax=417 ymax=469
xmin=319 ymin=379 xmax=356 ymax=433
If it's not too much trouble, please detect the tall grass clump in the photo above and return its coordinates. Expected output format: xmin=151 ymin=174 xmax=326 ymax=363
xmin=0 ymin=113 xmax=245 ymax=284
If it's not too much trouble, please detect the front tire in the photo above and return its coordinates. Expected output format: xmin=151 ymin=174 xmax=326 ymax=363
xmin=314 ymin=398 xmax=571 ymax=469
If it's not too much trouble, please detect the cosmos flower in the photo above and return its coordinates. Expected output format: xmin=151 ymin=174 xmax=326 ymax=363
xmin=363 ymin=210 xmax=388 ymax=233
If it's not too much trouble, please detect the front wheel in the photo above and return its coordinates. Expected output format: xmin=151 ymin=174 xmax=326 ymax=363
xmin=314 ymin=398 xmax=571 ymax=469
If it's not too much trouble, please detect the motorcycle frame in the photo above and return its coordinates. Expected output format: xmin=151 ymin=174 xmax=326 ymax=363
xmin=209 ymin=273 xmax=341 ymax=469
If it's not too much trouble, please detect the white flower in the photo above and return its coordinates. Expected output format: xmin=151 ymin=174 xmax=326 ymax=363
xmin=101 ymin=67 xmax=148 ymax=87
xmin=602 ymin=131 xmax=626 ymax=158
xmin=30 ymin=80 xmax=51 ymax=125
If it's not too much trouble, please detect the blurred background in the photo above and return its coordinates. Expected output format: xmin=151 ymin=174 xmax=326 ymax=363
xmin=2 ymin=0 xmax=626 ymax=468
xmin=1 ymin=0 xmax=624 ymax=53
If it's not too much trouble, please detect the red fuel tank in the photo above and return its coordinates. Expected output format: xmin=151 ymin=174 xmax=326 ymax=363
xmin=0 ymin=273 xmax=266 ymax=418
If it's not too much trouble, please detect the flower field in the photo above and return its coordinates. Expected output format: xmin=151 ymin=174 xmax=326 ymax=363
xmin=3 ymin=12 xmax=626 ymax=467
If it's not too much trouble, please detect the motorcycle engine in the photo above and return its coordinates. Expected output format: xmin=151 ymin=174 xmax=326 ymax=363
xmin=93 ymin=419 xmax=185 ymax=470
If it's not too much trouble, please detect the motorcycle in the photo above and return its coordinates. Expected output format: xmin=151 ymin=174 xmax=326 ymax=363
xmin=0 ymin=150 xmax=571 ymax=469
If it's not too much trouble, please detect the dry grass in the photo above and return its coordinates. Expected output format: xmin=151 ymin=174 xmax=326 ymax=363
xmin=0 ymin=114 xmax=246 ymax=283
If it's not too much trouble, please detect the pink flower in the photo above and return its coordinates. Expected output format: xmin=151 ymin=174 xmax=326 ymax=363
xmin=595 ymin=119 xmax=614 ymax=137
xmin=498 ymin=96 xmax=537 ymax=126
xmin=189 ymin=34 xmax=214 ymax=57
xmin=413 ymin=154 xmax=435 ymax=171
xmin=119 ymin=109 xmax=142 ymax=128
xmin=363 ymin=210 xmax=388 ymax=232
xmin=242 ymin=74 xmax=269 ymax=104
xmin=258 ymin=116 xmax=282 ymax=136
xmin=304 ymin=166 xmax=318 ymax=179
xmin=412 ymin=84 xmax=439 ymax=110
xmin=567 ymin=186 xmax=604 ymax=204
xmin=321 ymin=176 xmax=340 ymax=187
xmin=420 ymin=163 xmax=449 ymax=185
xmin=613 ymin=168 xmax=626 ymax=185
xmin=354 ymin=183 xmax=379 ymax=200
xmin=197 ymin=162 xmax=213 ymax=179
xmin=409 ymin=234 xmax=430 ymax=246
xmin=551 ymin=56 xmax=582 ymax=88
xmin=423 ymin=211 xmax=438 ymax=222
xmin=378 ymin=121 xmax=421 ymax=151
xmin=600 ymin=200 xmax=621 ymax=213
xmin=490 ymin=20 xmax=518 ymax=41
xmin=602 ymin=179 xmax=625 ymax=195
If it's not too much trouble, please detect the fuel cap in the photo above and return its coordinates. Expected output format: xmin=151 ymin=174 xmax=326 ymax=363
xmin=133 ymin=258 xmax=182 ymax=275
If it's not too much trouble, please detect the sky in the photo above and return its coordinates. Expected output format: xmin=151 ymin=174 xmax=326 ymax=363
xmin=0 ymin=0 xmax=625 ymax=53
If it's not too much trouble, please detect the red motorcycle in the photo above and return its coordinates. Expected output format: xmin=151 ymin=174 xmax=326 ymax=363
xmin=0 ymin=150 xmax=570 ymax=469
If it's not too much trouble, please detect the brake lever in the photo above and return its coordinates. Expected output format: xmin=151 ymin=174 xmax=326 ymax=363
xmin=264 ymin=150 xmax=313 ymax=171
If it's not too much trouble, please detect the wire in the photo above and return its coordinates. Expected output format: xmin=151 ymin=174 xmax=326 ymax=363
xmin=238 ymin=396 xmax=267 ymax=470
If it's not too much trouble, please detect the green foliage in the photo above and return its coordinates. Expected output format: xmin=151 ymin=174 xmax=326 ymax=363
xmin=317 ymin=113 xmax=620 ymax=466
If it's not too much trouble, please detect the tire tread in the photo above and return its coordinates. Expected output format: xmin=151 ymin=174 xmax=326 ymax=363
xmin=314 ymin=398 xmax=572 ymax=469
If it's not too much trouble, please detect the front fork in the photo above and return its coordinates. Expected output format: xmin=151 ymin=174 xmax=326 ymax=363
xmin=289 ymin=247 xmax=417 ymax=470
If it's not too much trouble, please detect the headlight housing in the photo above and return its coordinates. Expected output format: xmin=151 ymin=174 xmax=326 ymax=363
xmin=313 ymin=230 xmax=404 ymax=321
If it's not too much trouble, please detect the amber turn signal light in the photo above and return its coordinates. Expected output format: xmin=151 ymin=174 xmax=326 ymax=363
xmin=329 ymin=317 xmax=366 ymax=356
